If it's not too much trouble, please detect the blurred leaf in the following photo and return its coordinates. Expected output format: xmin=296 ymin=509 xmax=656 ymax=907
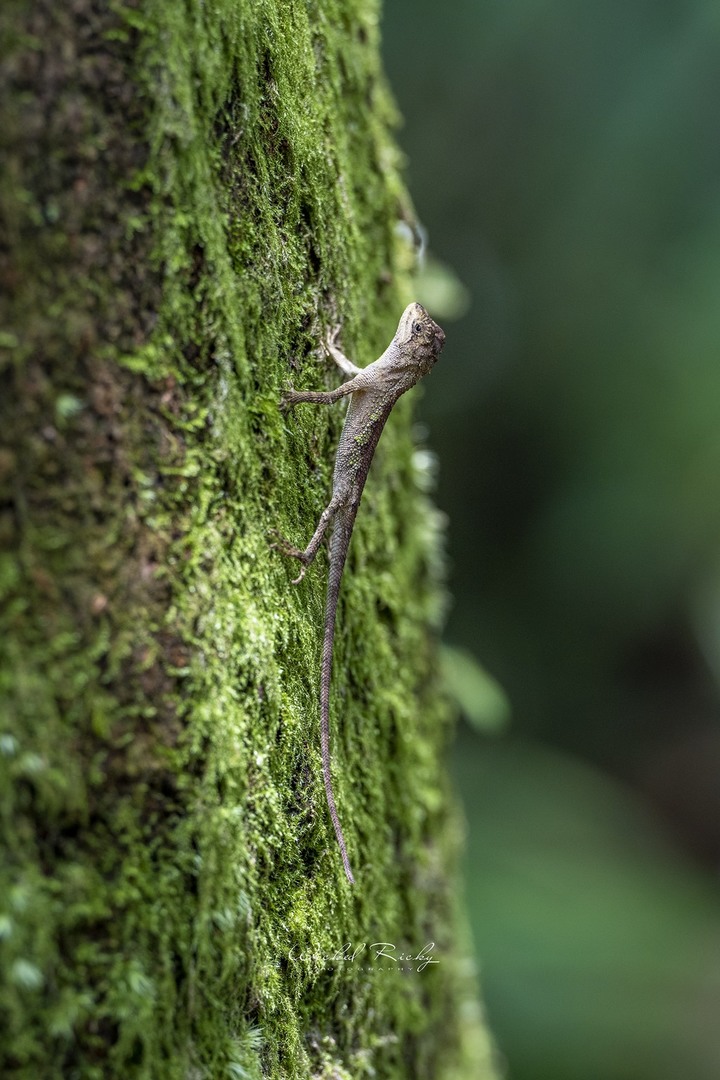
xmin=441 ymin=644 xmax=510 ymax=732
xmin=455 ymin=736 xmax=720 ymax=1080
xmin=415 ymin=255 xmax=471 ymax=320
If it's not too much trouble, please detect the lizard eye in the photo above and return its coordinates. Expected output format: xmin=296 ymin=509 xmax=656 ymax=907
xmin=412 ymin=321 xmax=423 ymax=335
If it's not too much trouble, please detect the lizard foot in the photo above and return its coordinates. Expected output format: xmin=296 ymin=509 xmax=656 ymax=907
xmin=268 ymin=530 xmax=309 ymax=584
xmin=280 ymin=387 xmax=301 ymax=413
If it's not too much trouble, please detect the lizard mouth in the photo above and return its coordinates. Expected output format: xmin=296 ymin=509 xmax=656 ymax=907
xmin=433 ymin=325 xmax=446 ymax=354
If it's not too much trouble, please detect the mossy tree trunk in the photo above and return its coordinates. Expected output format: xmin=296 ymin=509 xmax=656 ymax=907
xmin=1 ymin=2 xmax=497 ymax=1077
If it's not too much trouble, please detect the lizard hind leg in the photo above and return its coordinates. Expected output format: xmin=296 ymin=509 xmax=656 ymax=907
xmin=268 ymin=530 xmax=311 ymax=583
xmin=269 ymin=494 xmax=341 ymax=584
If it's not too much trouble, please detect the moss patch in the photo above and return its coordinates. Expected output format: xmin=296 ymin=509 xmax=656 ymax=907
xmin=0 ymin=1 xmax=496 ymax=1076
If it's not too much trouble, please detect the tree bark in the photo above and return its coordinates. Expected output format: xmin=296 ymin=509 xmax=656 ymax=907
xmin=0 ymin=1 xmax=497 ymax=1076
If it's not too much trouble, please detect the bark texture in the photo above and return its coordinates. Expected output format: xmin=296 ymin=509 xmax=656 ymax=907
xmin=0 ymin=1 xmax=497 ymax=1076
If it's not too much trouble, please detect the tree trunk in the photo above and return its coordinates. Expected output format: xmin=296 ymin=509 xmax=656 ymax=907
xmin=0 ymin=2 xmax=497 ymax=1076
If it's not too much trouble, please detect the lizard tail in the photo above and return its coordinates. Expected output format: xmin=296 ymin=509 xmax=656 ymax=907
xmin=321 ymin=521 xmax=355 ymax=884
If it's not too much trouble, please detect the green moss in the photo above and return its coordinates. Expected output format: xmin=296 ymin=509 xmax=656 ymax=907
xmin=0 ymin=1 xmax=496 ymax=1076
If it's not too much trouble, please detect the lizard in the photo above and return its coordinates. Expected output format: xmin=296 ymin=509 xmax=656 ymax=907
xmin=272 ymin=302 xmax=446 ymax=884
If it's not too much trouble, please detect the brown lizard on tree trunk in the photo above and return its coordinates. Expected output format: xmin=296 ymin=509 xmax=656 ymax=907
xmin=272 ymin=303 xmax=446 ymax=883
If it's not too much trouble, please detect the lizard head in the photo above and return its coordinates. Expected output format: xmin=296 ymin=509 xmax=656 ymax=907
xmin=396 ymin=302 xmax=446 ymax=374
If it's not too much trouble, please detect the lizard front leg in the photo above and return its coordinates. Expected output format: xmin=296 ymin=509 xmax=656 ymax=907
xmin=323 ymin=324 xmax=362 ymax=376
xmin=281 ymin=366 xmax=370 ymax=413
xmin=281 ymin=387 xmax=345 ymax=410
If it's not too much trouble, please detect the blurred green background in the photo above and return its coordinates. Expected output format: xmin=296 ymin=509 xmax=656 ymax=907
xmin=382 ymin=2 xmax=720 ymax=1077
